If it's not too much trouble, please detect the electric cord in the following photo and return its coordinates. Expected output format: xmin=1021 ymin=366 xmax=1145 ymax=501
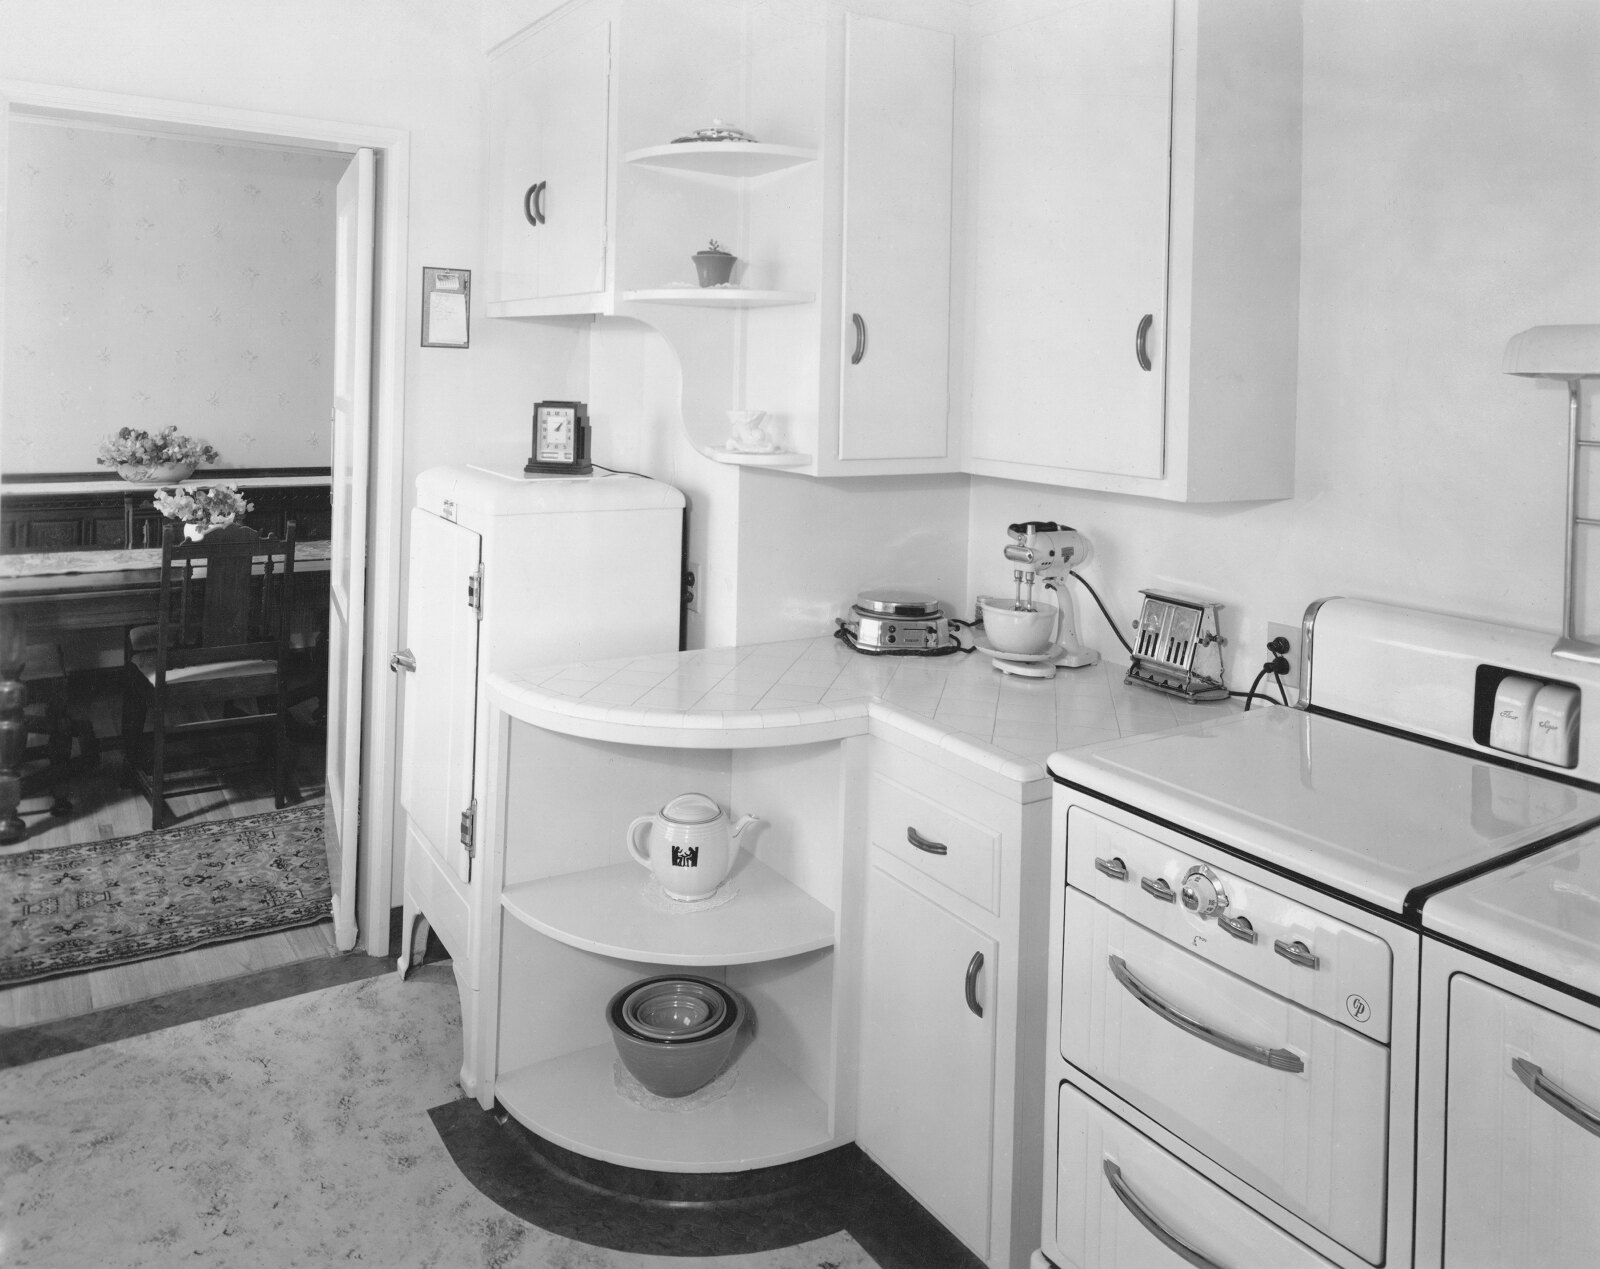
xmin=1070 ymin=570 xmax=1135 ymax=655
xmin=592 ymin=463 xmax=651 ymax=480
xmin=1242 ymin=647 xmax=1293 ymax=711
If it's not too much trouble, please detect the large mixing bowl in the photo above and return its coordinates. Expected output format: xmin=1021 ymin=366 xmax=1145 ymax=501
xmin=606 ymin=976 xmax=743 ymax=1097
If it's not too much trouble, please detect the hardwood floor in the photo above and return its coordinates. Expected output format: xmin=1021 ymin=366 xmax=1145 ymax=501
xmin=0 ymin=686 xmax=340 ymax=1031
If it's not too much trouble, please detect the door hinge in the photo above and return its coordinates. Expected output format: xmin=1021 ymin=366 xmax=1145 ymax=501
xmin=467 ymin=564 xmax=484 ymax=619
xmin=459 ymin=798 xmax=477 ymax=859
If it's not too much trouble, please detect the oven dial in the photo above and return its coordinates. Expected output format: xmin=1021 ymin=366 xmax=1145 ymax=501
xmin=1180 ymin=865 xmax=1228 ymax=919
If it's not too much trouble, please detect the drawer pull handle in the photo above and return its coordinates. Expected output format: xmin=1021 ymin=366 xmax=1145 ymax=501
xmin=1109 ymin=954 xmax=1304 ymax=1074
xmin=1273 ymin=938 xmax=1320 ymax=970
xmin=1135 ymin=313 xmax=1154 ymax=371
xmin=851 ymin=312 xmax=868 ymax=365
xmin=1217 ymin=913 xmax=1257 ymax=944
xmin=523 ymin=182 xmax=540 ymax=226
xmin=1140 ymin=875 xmax=1177 ymax=903
xmin=1094 ymin=855 xmax=1129 ymax=881
xmin=964 ymin=950 xmax=984 ymax=1018
xmin=1104 ymin=1159 xmax=1226 ymax=1269
xmin=906 ymin=826 xmax=948 ymax=856
xmin=1513 ymin=1058 xmax=1600 ymax=1138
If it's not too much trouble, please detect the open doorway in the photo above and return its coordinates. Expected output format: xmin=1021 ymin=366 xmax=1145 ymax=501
xmin=0 ymin=82 xmax=408 ymax=1019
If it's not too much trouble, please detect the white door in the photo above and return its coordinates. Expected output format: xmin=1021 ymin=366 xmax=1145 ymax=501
xmin=968 ymin=0 xmax=1172 ymax=478
xmin=534 ymin=18 xmax=611 ymax=300
xmin=398 ymin=509 xmax=482 ymax=885
xmin=327 ymin=147 xmax=374 ymax=950
xmin=837 ymin=14 xmax=954 ymax=461
xmin=858 ymin=863 xmax=997 ymax=1259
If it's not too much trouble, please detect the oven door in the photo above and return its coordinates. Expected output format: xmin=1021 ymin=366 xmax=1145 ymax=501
xmin=1062 ymin=887 xmax=1389 ymax=1263
xmin=1056 ymin=1081 xmax=1340 ymax=1269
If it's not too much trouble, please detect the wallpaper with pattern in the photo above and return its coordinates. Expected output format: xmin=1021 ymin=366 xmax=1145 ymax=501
xmin=2 ymin=120 xmax=347 ymax=474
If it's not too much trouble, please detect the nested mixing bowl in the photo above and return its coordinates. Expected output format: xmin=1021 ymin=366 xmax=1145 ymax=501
xmin=606 ymin=975 xmax=743 ymax=1097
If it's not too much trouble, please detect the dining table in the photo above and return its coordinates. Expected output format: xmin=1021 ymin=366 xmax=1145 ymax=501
xmin=0 ymin=541 xmax=331 ymax=841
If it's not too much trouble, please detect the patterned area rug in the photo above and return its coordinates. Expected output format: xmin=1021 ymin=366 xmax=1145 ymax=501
xmin=0 ymin=804 xmax=330 ymax=986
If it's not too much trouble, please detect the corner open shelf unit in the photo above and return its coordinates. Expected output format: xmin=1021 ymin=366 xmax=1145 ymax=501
xmin=478 ymin=693 xmax=856 ymax=1176
xmin=700 ymin=447 xmax=811 ymax=468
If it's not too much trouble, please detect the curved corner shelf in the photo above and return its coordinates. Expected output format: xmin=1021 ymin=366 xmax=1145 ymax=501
xmin=624 ymin=288 xmax=814 ymax=308
xmin=700 ymin=447 xmax=810 ymax=469
xmin=501 ymin=857 xmax=835 ymax=966
xmin=624 ymin=141 xmax=818 ymax=177
xmin=495 ymin=1039 xmax=834 ymax=1172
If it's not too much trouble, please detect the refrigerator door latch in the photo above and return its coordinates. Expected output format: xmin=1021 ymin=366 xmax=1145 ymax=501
xmin=467 ymin=564 xmax=484 ymax=619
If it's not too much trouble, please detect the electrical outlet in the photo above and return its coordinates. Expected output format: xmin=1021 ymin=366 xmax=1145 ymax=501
xmin=1267 ymin=621 xmax=1303 ymax=692
xmin=685 ymin=562 xmax=700 ymax=614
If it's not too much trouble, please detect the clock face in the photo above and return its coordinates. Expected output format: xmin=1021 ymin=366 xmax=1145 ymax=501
xmin=536 ymin=407 xmax=576 ymax=463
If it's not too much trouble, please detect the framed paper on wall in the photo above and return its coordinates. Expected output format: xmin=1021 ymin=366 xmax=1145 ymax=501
xmin=421 ymin=267 xmax=470 ymax=348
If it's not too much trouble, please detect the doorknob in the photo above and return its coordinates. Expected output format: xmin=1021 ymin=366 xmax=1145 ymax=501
xmin=390 ymin=649 xmax=416 ymax=673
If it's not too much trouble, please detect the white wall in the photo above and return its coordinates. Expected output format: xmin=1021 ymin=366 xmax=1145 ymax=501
xmin=966 ymin=0 xmax=1600 ymax=684
xmin=3 ymin=120 xmax=344 ymax=474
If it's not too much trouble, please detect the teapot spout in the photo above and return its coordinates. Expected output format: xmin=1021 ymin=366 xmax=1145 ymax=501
xmin=729 ymin=814 xmax=760 ymax=841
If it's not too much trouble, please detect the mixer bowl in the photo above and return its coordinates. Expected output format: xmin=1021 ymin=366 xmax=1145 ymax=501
xmin=606 ymin=976 xmax=743 ymax=1097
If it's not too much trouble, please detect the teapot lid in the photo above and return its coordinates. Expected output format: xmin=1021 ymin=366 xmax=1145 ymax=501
xmin=661 ymin=792 xmax=723 ymax=825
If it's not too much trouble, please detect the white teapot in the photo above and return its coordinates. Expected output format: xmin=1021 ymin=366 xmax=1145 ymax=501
xmin=627 ymin=792 xmax=759 ymax=901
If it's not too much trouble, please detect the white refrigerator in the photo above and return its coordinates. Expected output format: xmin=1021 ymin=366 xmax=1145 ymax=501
xmin=394 ymin=465 xmax=685 ymax=1094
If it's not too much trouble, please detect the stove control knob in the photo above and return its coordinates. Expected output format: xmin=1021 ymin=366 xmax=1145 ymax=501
xmin=1180 ymin=866 xmax=1227 ymax=919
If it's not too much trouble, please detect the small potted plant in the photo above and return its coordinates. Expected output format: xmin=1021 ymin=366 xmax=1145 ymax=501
xmin=96 ymin=426 xmax=221 ymax=483
xmin=692 ymin=239 xmax=737 ymax=288
xmin=152 ymin=484 xmax=253 ymax=541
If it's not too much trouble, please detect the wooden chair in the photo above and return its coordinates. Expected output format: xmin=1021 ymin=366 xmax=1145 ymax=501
xmin=121 ymin=521 xmax=299 ymax=829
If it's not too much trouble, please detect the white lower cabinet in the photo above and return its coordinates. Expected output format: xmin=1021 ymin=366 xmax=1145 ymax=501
xmin=1054 ymin=1082 xmax=1338 ymax=1269
xmin=859 ymin=861 xmax=999 ymax=1255
xmin=1442 ymin=976 xmax=1600 ymax=1268
xmin=857 ymin=738 xmax=1051 ymax=1269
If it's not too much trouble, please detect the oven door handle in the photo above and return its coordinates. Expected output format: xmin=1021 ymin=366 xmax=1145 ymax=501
xmin=1513 ymin=1057 xmax=1600 ymax=1138
xmin=1103 ymin=1158 xmax=1228 ymax=1269
xmin=1108 ymin=954 xmax=1305 ymax=1074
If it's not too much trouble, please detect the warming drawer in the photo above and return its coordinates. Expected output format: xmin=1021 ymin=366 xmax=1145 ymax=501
xmin=1054 ymin=1081 xmax=1339 ymax=1269
xmin=1062 ymin=887 xmax=1389 ymax=1263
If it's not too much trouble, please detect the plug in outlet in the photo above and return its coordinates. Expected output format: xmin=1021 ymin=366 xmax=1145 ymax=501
xmin=1267 ymin=621 xmax=1303 ymax=694
xmin=684 ymin=562 xmax=701 ymax=614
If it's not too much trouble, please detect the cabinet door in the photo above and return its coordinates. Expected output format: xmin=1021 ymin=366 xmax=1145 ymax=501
xmin=858 ymin=862 xmax=997 ymax=1259
xmin=535 ymin=18 xmax=611 ymax=300
xmin=837 ymin=14 xmax=953 ymax=461
xmin=399 ymin=509 xmax=482 ymax=885
xmin=1445 ymin=976 xmax=1600 ymax=1267
xmin=489 ymin=45 xmax=547 ymax=301
xmin=967 ymin=0 xmax=1171 ymax=479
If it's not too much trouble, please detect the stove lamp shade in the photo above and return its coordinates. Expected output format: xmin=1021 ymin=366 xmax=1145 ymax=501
xmin=1502 ymin=325 xmax=1600 ymax=379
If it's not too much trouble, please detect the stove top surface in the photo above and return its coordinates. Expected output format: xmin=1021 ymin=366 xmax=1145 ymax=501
xmin=1050 ymin=706 xmax=1600 ymax=914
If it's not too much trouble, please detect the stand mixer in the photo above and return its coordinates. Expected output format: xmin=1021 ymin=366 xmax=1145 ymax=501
xmin=980 ymin=521 xmax=1100 ymax=678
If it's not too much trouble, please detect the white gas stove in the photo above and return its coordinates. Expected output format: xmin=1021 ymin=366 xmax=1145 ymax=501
xmin=1036 ymin=598 xmax=1600 ymax=1269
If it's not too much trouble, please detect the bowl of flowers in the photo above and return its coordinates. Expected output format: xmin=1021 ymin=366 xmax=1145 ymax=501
xmin=97 ymin=426 xmax=220 ymax=483
xmin=152 ymin=485 xmax=253 ymax=542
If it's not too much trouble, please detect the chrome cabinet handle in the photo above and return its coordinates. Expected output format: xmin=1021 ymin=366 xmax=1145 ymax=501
xmin=1513 ymin=1057 xmax=1600 ymax=1138
xmin=1103 ymin=1159 xmax=1227 ymax=1269
xmin=523 ymin=182 xmax=540 ymax=226
xmin=965 ymin=950 xmax=984 ymax=1018
xmin=1109 ymin=954 xmax=1304 ymax=1073
xmin=851 ymin=312 xmax=867 ymax=365
xmin=1217 ymin=914 xmax=1258 ymax=944
xmin=534 ymin=181 xmax=547 ymax=224
xmin=1135 ymin=313 xmax=1154 ymax=371
xmin=1094 ymin=855 xmax=1129 ymax=881
xmin=1273 ymin=938 xmax=1320 ymax=970
xmin=389 ymin=649 xmax=416 ymax=673
xmin=1140 ymin=875 xmax=1177 ymax=903
xmin=906 ymin=826 xmax=948 ymax=856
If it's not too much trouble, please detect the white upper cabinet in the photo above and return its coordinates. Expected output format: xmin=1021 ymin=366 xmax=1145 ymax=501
xmin=832 ymin=13 xmax=955 ymax=466
xmin=486 ymin=14 xmax=613 ymax=315
xmin=964 ymin=0 xmax=1302 ymax=502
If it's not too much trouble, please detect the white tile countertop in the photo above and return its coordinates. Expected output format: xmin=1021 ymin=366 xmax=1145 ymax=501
xmin=486 ymin=633 xmax=1239 ymax=794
